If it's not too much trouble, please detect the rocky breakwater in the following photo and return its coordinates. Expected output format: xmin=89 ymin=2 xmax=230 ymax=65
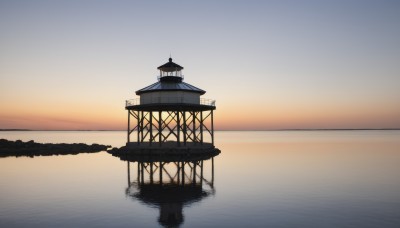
xmin=0 ymin=139 xmax=110 ymax=158
xmin=108 ymin=143 xmax=221 ymax=162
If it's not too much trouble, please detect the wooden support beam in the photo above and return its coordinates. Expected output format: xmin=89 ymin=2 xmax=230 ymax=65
xmin=149 ymin=111 xmax=153 ymax=146
xmin=136 ymin=111 xmax=140 ymax=145
xmin=200 ymin=111 xmax=203 ymax=144
xmin=140 ymin=111 xmax=144 ymax=143
xmin=177 ymin=111 xmax=180 ymax=146
xmin=192 ymin=111 xmax=196 ymax=143
xmin=127 ymin=111 xmax=130 ymax=143
xmin=211 ymin=110 xmax=214 ymax=146
xmin=158 ymin=111 xmax=162 ymax=146
xmin=183 ymin=112 xmax=187 ymax=145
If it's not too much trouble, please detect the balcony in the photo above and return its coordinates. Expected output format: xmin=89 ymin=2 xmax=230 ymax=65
xmin=126 ymin=97 xmax=216 ymax=107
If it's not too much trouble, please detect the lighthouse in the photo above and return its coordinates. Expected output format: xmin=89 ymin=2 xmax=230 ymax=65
xmin=125 ymin=57 xmax=216 ymax=151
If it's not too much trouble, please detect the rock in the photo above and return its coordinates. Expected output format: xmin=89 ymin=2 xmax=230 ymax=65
xmin=0 ymin=139 xmax=110 ymax=158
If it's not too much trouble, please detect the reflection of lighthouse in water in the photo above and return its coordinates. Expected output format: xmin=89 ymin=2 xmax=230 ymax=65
xmin=124 ymin=155 xmax=217 ymax=227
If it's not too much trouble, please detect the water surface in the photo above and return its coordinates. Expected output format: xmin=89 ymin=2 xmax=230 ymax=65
xmin=1 ymin=130 xmax=399 ymax=227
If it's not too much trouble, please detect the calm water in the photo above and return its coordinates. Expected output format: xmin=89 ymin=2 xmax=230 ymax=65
xmin=0 ymin=130 xmax=399 ymax=227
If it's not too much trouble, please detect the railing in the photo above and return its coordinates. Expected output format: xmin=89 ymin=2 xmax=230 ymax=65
xmin=126 ymin=98 xmax=140 ymax=107
xmin=200 ymin=98 xmax=216 ymax=106
xmin=125 ymin=97 xmax=216 ymax=107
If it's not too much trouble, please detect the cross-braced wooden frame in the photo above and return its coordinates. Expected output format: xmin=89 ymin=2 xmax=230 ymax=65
xmin=127 ymin=110 xmax=214 ymax=146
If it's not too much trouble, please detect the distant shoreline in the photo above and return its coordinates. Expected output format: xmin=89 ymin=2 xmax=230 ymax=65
xmin=1 ymin=128 xmax=399 ymax=132
xmin=0 ymin=129 xmax=120 ymax=131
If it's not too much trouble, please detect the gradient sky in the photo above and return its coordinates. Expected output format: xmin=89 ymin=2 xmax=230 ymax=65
xmin=1 ymin=0 xmax=399 ymax=130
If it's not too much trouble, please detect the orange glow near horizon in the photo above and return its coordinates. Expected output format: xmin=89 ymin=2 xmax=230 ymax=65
xmin=215 ymin=101 xmax=400 ymax=130
xmin=1 ymin=99 xmax=399 ymax=130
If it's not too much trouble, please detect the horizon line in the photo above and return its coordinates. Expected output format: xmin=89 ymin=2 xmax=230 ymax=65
xmin=1 ymin=128 xmax=400 ymax=132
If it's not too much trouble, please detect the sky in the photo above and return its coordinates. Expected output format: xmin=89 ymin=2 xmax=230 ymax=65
xmin=0 ymin=0 xmax=399 ymax=130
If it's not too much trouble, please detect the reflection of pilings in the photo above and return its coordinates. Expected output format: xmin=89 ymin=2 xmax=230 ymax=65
xmin=177 ymin=162 xmax=180 ymax=184
xmin=159 ymin=162 xmax=163 ymax=184
xmin=127 ymin=161 xmax=130 ymax=186
xmin=150 ymin=162 xmax=153 ymax=184
xmin=141 ymin=163 xmax=144 ymax=184
xmin=128 ymin=159 xmax=214 ymax=189
xmin=200 ymin=160 xmax=203 ymax=185
xmin=123 ymin=151 xmax=219 ymax=228
xmin=137 ymin=161 xmax=140 ymax=183
xmin=181 ymin=161 xmax=185 ymax=185
xmin=193 ymin=162 xmax=197 ymax=184
xmin=212 ymin=157 xmax=214 ymax=187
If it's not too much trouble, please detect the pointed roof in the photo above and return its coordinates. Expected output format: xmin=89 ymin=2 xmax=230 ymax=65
xmin=157 ymin=58 xmax=183 ymax=72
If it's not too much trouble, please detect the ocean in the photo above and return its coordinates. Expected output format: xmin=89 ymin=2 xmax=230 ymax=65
xmin=1 ymin=130 xmax=399 ymax=227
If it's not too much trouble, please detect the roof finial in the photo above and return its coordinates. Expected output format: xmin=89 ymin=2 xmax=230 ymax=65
xmin=169 ymin=53 xmax=172 ymax=62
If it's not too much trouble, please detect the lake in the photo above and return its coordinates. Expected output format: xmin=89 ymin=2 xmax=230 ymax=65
xmin=1 ymin=130 xmax=399 ymax=227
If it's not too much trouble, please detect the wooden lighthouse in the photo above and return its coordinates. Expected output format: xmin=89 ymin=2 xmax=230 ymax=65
xmin=125 ymin=57 xmax=217 ymax=152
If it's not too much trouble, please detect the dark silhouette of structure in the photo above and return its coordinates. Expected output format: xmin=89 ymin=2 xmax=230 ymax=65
xmin=116 ymin=153 xmax=217 ymax=227
xmin=125 ymin=58 xmax=216 ymax=151
xmin=117 ymin=57 xmax=220 ymax=226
